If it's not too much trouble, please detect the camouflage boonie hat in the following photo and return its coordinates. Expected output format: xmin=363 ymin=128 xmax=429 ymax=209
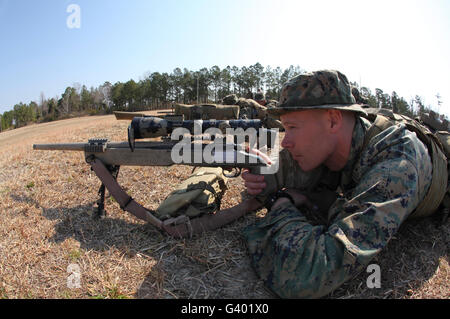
xmin=267 ymin=70 xmax=367 ymax=117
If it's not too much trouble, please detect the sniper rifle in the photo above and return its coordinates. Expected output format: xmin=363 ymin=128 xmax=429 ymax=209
xmin=33 ymin=116 xmax=277 ymax=238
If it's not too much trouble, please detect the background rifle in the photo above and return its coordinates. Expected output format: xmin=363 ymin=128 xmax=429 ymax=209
xmin=113 ymin=111 xmax=148 ymax=120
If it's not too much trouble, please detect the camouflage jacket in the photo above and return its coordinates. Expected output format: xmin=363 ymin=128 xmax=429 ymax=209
xmin=243 ymin=116 xmax=433 ymax=298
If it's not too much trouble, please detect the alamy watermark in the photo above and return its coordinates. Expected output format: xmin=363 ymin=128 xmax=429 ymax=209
xmin=170 ymin=123 xmax=280 ymax=174
xmin=66 ymin=4 xmax=81 ymax=29
xmin=67 ymin=263 xmax=81 ymax=289
xmin=366 ymin=264 xmax=381 ymax=289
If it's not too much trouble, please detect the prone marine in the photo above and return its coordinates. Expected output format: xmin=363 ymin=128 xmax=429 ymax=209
xmin=241 ymin=70 xmax=447 ymax=298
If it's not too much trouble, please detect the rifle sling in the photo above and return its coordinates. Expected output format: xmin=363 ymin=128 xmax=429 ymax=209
xmin=89 ymin=157 xmax=261 ymax=239
xmin=162 ymin=198 xmax=261 ymax=238
xmin=89 ymin=158 xmax=163 ymax=229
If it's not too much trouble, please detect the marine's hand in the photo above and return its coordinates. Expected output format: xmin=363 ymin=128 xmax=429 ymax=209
xmin=242 ymin=169 xmax=266 ymax=195
xmin=242 ymin=147 xmax=272 ymax=195
xmin=285 ymin=189 xmax=313 ymax=208
xmin=272 ymin=189 xmax=314 ymax=210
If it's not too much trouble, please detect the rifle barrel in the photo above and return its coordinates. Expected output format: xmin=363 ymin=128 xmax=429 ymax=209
xmin=33 ymin=141 xmax=174 ymax=151
xmin=33 ymin=143 xmax=87 ymax=151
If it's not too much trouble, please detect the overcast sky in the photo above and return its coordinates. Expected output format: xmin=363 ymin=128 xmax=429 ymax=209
xmin=1 ymin=0 xmax=449 ymax=117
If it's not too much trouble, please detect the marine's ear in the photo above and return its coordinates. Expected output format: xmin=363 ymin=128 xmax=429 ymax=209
xmin=325 ymin=109 xmax=343 ymax=133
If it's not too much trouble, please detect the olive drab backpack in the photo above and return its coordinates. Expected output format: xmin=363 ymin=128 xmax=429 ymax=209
xmin=363 ymin=108 xmax=450 ymax=220
xmin=155 ymin=167 xmax=228 ymax=220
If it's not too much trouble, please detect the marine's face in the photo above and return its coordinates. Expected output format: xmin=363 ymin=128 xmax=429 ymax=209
xmin=280 ymin=109 xmax=335 ymax=172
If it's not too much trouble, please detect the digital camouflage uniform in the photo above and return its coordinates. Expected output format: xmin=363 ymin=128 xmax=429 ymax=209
xmin=243 ymin=70 xmax=434 ymax=298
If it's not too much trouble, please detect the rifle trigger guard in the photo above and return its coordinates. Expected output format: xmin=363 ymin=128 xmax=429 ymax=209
xmin=223 ymin=167 xmax=241 ymax=178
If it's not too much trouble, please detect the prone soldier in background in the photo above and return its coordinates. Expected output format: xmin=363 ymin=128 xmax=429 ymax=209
xmin=222 ymin=92 xmax=283 ymax=129
xmin=254 ymin=89 xmax=266 ymax=106
xmin=351 ymin=85 xmax=368 ymax=105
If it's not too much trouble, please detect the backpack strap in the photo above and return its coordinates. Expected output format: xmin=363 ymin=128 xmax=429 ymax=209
xmin=186 ymin=180 xmax=223 ymax=211
xmin=362 ymin=114 xmax=394 ymax=151
xmin=362 ymin=113 xmax=448 ymax=219
xmin=403 ymin=121 xmax=448 ymax=219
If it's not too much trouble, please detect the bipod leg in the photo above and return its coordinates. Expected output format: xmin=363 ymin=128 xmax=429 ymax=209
xmin=95 ymin=183 xmax=106 ymax=219
xmin=88 ymin=158 xmax=163 ymax=229
xmin=93 ymin=165 xmax=120 ymax=219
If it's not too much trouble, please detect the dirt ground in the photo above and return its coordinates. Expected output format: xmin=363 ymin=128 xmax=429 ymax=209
xmin=0 ymin=111 xmax=448 ymax=299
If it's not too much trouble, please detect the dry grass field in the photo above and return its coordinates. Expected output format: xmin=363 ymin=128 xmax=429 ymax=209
xmin=0 ymin=111 xmax=448 ymax=299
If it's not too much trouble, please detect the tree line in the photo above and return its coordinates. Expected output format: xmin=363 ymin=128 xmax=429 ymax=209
xmin=0 ymin=63 xmax=446 ymax=131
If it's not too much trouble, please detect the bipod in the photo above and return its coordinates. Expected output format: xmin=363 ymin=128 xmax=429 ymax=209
xmin=85 ymin=155 xmax=258 ymax=239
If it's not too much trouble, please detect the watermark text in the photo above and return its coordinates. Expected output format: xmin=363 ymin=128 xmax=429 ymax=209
xmin=66 ymin=4 xmax=81 ymax=29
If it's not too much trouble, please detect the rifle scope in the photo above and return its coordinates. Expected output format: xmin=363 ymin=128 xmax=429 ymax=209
xmin=127 ymin=116 xmax=276 ymax=151
xmin=129 ymin=116 xmax=263 ymax=139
